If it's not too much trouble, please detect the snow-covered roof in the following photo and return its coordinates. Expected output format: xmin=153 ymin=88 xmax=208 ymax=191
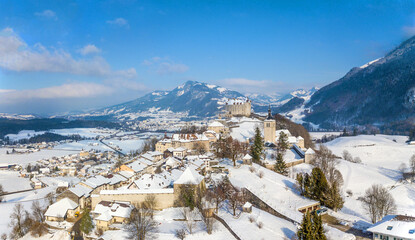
xmin=173 ymin=147 xmax=187 ymax=152
xmin=127 ymin=160 xmax=147 ymax=172
xmin=93 ymin=201 xmax=134 ymax=221
xmin=208 ymin=121 xmax=224 ymax=127
xmin=174 ymin=167 xmax=204 ymax=185
xmin=305 ymin=148 xmax=315 ymax=154
xmin=107 ymin=174 xmax=127 ymax=185
xmin=82 ymin=175 xmax=111 ymax=189
xmin=243 ymin=202 xmax=252 ymax=208
xmin=69 ymin=183 xmax=93 ymax=198
xmin=100 ymin=189 xmax=174 ymax=195
xmin=243 ymin=154 xmax=252 ymax=160
xmin=117 ymin=170 xmax=134 ymax=179
xmin=165 ymin=157 xmax=181 ymax=168
xmin=367 ymin=215 xmax=415 ymax=239
xmin=130 ymin=173 xmax=172 ymax=189
xmin=45 ymin=198 xmax=78 ymax=218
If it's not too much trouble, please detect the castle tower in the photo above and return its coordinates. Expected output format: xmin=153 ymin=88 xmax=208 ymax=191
xmin=264 ymin=106 xmax=276 ymax=144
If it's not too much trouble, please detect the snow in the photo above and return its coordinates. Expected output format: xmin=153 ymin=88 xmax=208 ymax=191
xmin=0 ymin=170 xmax=32 ymax=192
xmin=228 ymin=163 xmax=318 ymax=223
xmin=229 ymin=117 xmax=262 ymax=142
xmin=218 ymin=206 xmax=297 ymax=240
xmin=293 ymin=134 xmax=415 ymax=231
xmin=0 ymin=148 xmax=78 ymax=166
xmin=206 ymin=84 xmax=217 ymax=89
xmin=20 ymin=230 xmax=71 ymax=240
xmin=360 ymin=58 xmax=381 ymax=69
xmin=217 ymin=87 xmax=227 ymax=93
xmin=174 ymin=167 xmax=204 ymax=185
xmin=45 ymin=198 xmax=78 ymax=218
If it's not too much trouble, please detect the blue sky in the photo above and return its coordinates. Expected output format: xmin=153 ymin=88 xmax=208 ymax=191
xmin=0 ymin=0 xmax=415 ymax=114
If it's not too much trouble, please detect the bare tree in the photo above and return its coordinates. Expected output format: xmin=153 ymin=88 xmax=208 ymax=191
xmin=45 ymin=192 xmax=55 ymax=206
xmin=228 ymin=187 xmax=243 ymax=216
xmin=1 ymin=233 xmax=7 ymax=240
xmin=410 ymin=154 xmax=415 ymax=182
xmin=313 ymin=145 xmax=342 ymax=187
xmin=198 ymin=198 xmax=215 ymax=234
xmin=126 ymin=204 xmax=158 ymax=240
xmin=143 ymin=194 xmax=158 ymax=217
xmin=399 ymin=162 xmax=407 ymax=181
xmin=342 ymin=150 xmax=353 ymax=162
xmin=181 ymin=208 xmax=197 ymax=234
xmin=175 ymin=229 xmax=186 ymax=240
xmin=9 ymin=203 xmax=32 ymax=239
xmin=31 ymin=201 xmax=45 ymax=222
xmin=361 ymin=184 xmax=397 ymax=223
xmin=0 ymin=184 xmax=4 ymax=203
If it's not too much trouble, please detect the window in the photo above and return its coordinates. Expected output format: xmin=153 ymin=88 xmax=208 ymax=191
xmin=387 ymin=226 xmax=393 ymax=230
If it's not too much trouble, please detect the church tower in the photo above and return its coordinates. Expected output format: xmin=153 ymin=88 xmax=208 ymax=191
xmin=264 ymin=106 xmax=276 ymax=144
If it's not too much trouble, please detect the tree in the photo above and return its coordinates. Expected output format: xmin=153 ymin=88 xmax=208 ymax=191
xmin=276 ymin=131 xmax=289 ymax=154
xmin=309 ymin=168 xmax=329 ymax=203
xmin=297 ymin=211 xmax=313 ymax=240
xmin=324 ymin=183 xmax=344 ymax=211
xmin=127 ymin=205 xmax=158 ymax=240
xmin=79 ymin=210 xmax=93 ymax=235
xmin=312 ymin=211 xmax=326 ymax=240
xmin=114 ymin=157 xmax=125 ymax=170
xmin=193 ymin=142 xmax=207 ymax=155
xmin=410 ymin=154 xmax=415 ymax=182
xmin=9 ymin=203 xmax=32 ymax=239
xmin=409 ymin=128 xmax=415 ymax=142
xmin=313 ymin=145 xmax=342 ymax=188
xmin=399 ymin=162 xmax=407 ymax=181
xmin=297 ymin=211 xmax=326 ymax=240
xmin=228 ymin=186 xmax=243 ymax=216
xmin=0 ymin=184 xmax=4 ymax=203
xmin=361 ymin=184 xmax=397 ymax=223
xmin=250 ymin=127 xmax=264 ymax=163
xmin=181 ymin=207 xmax=197 ymax=234
xmin=274 ymin=152 xmax=289 ymax=176
xmin=142 ymin=194 xmax=157 ymax=217
xmin=228 ymin=138 xmax=243 ymax=167
xmin=342 ymin=150 xmax=353 ymax=162
xmin=31 ymin=201 xmax=45 ymax=223
xmin=175 ymin=229 xmax=186 ymax=240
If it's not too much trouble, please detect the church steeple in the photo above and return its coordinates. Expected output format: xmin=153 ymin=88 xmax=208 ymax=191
xmin=267 ymin=105 xmax=273 ymax=120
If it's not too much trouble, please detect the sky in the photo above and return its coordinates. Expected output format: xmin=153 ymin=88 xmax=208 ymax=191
xmin=1 ymin=0 xmax=415 ymax=115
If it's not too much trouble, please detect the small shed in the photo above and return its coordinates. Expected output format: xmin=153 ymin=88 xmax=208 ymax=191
xmin=243 ymin=202 xmax=252 ymax=213
xmin=242 ymin=154 xmax=253 ymax=165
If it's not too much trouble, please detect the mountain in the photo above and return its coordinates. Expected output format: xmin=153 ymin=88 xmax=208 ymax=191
xmin=80 ymin=81 xmax=245 ymax=121
xmin=303 ymin=35 xmax=415 ymax=129
xmin=251 ymin=87 xmax=318 ymax=113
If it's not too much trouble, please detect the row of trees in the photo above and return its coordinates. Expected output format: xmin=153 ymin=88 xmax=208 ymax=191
xmin=214 ymin=136 xmax=249 ymax=166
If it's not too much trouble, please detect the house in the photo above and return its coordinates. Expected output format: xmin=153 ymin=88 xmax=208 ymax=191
xmin=242 ymin=154 xmax=253 ymax=165
xmin=92 ymin=201 xmax=134 ymax=231
xmin=45 ymin=198 xmax=79 ymax=222
xmin=367 ymin=215 xmax=415 ymax=240
xmin=58 ymin=183 xmax=93 ymax=209
xmin=243 ymin=202 xmax=253 ymax=213
xmin=207 ymin=121 xmax=227 ymax=135
xmin=155 ymin=133 xmax=212 ymax=153
xmin=141 ymin=151 xmax=164 ymax=162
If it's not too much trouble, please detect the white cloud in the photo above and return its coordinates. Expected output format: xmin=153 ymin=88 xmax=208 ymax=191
xmin=34 ymin=10 xmax=57 ymax=20
xmin=78 ymin=44 xmax=101 ymax=55
xmin=143 ymin=57 xmax=189 ymax=74
xmin=107 ymin=18 xmax=129 ymax=27
xmin=0 ymin=28 xmax=136 ymax=79
xmin=0 ymin=82 xmax=114 ymax=104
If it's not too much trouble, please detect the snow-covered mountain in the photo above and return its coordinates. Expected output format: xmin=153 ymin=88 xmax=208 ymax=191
xmin=77 ymin=81 xmax=245 ymax=121
xmin=72 ymin=81 xmax=319 ymax=122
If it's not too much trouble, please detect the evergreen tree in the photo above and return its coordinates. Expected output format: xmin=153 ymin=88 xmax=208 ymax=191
xmin=312 ymin=211 xmax=327 ymax=240
xmin=79 ymin=210 xmax=93 ymax=235
xmin=274 ymin=152 xmax=289 ymax=176
xmin=277 ymin=131 xmax=289 ymax=154
xmin=310 ymin=168 xmax=328 ymax=202
xmin=250 ymin=127 xmax=264 ymax=163
xmin=409 ymin=128 xmax=415 ymax=142
xmin=297 ymin=211 xmax=313 ymax=240
xmin=324 ymin=183 xmax=344 ymax=211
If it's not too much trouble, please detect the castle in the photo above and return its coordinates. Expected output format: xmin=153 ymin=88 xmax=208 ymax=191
xmin=223 ymin=97 xmax=252 ymax=117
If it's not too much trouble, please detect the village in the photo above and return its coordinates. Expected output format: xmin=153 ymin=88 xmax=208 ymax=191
xmin=0 ymin=98 xmax=414 ymax=240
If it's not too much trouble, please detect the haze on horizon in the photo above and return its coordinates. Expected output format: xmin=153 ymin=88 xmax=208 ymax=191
xmin=1 ymin=0 xmax=415 ymax=115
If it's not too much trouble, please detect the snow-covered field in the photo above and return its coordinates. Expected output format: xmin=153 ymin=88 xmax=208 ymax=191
xmin=0 ymin=186 xmax=55 ymax=235
xmin=0 ymin=148 xmax=78 ymax=166
xmin=229 ymin=117 xmax=262 ymax=142
xmin=309 ymin=131 xmax=342 ymax=140
xmin=5 ymin=128 xmax=115 ymax=142
xmin=0 ymin=170 xmax=32 ymax=192
xmin=293 ymin=134 xmax=415 ymax=230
